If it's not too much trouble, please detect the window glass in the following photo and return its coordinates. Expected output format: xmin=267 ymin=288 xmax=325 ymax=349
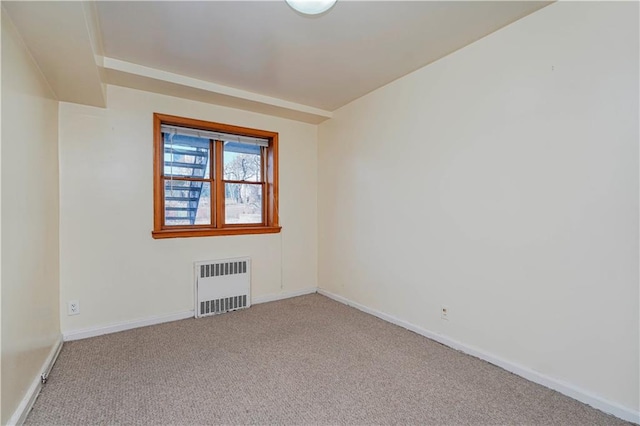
xmin=223 ymin=141 xmax=261 ymax=182
xmin=164 ymin=180 xmax=211 ymax=226
xmin=224 ymin=183 xmax=263 ymax=224
xmin=163 ymin=133 xmax=210 ymax=179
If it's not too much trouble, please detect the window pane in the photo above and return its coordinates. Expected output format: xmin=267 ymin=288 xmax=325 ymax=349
xmin=165 ymin=180 xmax=211 ymax=226
xmin=223 ymin=141 xmax=261 ymax=182
xmin=225 ymin=183 xmax=262 ymax=224
xmin=163 ymin=133 xmax=210 ymax=178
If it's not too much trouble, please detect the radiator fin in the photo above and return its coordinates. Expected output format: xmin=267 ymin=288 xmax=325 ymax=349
xmin=198 ymin=295 xmax=247 ymax=316
xmin=199 ymin=260 xmax=248 ymax=278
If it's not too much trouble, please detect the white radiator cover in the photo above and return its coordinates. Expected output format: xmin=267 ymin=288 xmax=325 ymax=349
xmin=194 ymin=257 xmax=251 ymax=318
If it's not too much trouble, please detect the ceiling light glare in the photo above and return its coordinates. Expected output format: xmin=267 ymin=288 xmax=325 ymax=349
xmin=286 ymin=0 xmax=337 ymax=15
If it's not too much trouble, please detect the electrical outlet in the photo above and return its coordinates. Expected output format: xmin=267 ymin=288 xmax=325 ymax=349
xmin=68 ymin=300 xmax=80 ymax=316
xmin=441 ymin=305 xmax=449 ymax=320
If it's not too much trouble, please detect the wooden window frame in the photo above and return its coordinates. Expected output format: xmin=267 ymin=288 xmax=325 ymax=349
xmin=152 ymin=113 xmax=280 ymax=239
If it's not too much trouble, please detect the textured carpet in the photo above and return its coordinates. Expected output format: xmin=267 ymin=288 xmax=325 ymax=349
xmin=26 ymin=294 xmax=629 ymax=425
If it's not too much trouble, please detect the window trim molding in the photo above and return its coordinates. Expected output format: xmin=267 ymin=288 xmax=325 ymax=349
xmin=152 ymin=113 xmax=280 ymax=239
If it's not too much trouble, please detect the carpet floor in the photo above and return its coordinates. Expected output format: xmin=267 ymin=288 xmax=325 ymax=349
xmin=26 ymin=294 xmax=629 ymax=425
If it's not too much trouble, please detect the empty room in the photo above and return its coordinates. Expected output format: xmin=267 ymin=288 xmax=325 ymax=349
xmin=1 ymin=0 xmax=638 ymax=424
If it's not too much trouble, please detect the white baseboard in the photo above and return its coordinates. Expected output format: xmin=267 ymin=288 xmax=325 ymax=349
xmin=7 ymin=335 xmax=63 ymax=426
xmin=317 ymin=288 xmax=639 ymax=425
xmin=62 ymin=288 xmax=319 ymax=342
xmin=252 ymin=287 xmax=318 ymax=305
xmin=63 ymin=310 xmax=194 ymax=342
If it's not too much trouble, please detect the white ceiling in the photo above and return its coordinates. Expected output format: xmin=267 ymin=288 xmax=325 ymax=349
xmin=97 ymin=1 xmax=549 ymax=111
xmin=3 ymin=1 xmax=550 ymax=122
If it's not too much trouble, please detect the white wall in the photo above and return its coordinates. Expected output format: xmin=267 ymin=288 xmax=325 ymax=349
xmin=59 ymin=85 xmax=317 ymax=334
xmin=318 ymin=1 xmax=639 ymax=414
xmin=1 ymin=11 xmax=61 ymax=424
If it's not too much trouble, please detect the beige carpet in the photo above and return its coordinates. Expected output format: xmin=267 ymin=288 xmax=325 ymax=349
xmin=26 ymin=294 xmax=629 ymax=425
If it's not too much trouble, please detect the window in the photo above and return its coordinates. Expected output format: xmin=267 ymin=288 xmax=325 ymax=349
xmin=152 ymin=113 xmax=280 ymax=238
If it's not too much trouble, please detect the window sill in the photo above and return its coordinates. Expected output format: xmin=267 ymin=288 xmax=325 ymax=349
xmin=151 ymin=226 xmax=282 ymax=239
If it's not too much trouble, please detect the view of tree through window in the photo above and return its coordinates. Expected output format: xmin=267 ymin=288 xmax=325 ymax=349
xmin=224 ymin=142 xmax=263 ymax=224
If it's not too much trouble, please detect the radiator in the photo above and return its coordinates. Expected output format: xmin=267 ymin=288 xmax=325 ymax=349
xmin=194 ymin=257 xmax=251 ymax=318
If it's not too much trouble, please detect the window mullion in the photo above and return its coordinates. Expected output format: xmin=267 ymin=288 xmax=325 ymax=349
xmin=215 ymin=140 xmax=225 ymax=228
xmin=214 ymin=139 xmax=218 ymax=228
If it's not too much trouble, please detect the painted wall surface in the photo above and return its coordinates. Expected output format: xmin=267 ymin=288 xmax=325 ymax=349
xmin=59 ymin=85 xmax=318 ymax=333
xmin=318 ymin=2 xmax=639 ymax=413
xmin=1 ymin=12 xmax=61 ymax=424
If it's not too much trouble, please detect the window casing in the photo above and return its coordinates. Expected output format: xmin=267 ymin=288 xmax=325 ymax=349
xmin=152 ymin=113 xmax=280 ymax=238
